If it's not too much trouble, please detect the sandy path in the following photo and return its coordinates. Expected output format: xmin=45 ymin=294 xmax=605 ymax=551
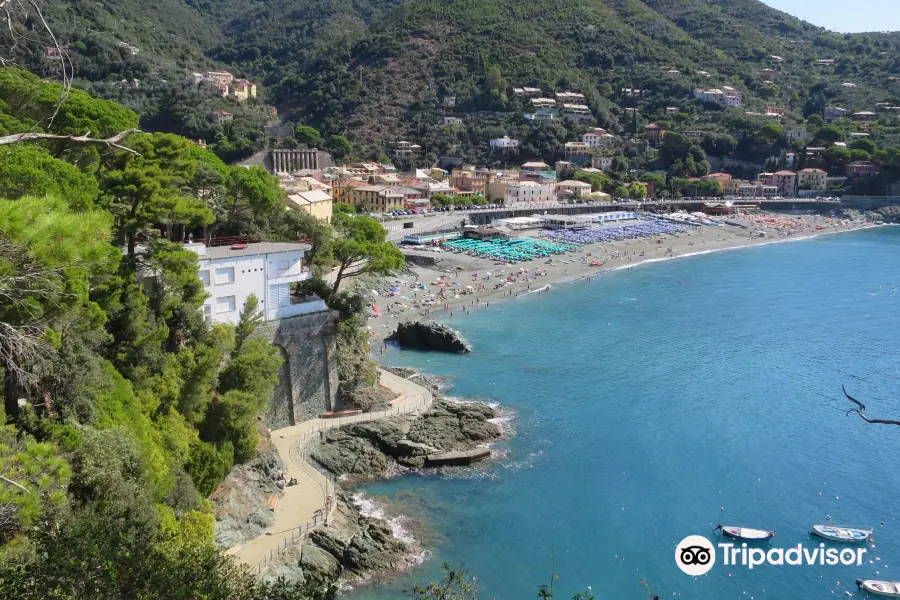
xmin=235 ymin=369 xmax=433 ymax=573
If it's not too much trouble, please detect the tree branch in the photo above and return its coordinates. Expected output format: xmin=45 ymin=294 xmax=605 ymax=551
xmin=0 ymin=474 xmax=30 ymax=494
xmin=0 ymin=128 xmax=141 ymax=154
xmin=842 ymin=385 xmax=900 ymax=426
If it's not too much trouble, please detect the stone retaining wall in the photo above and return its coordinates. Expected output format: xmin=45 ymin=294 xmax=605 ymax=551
xmin=254 ymin=308 xmax=340 ymax=427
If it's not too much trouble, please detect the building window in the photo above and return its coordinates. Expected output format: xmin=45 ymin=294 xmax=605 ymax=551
xmin=269 ymin=283 xmax=291 ymax=308
xmin=203 ymin=304 xmax=212 ymax=321
xmin=215 ymin=267 xmax=234 ymax=284
xmin=276 ymin=259 xmax=290 ymax=274
xmin=216 ymin=296 xmax=236 ymax=314
xmin=199 ymin=269 xmax=210 ymax=286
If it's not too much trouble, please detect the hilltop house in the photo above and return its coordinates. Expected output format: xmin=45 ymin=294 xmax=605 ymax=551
xmin=583 ymin=128 xmax=615 ymax=149
xmin=695 ymin=87 xmax=741 ymax=107
xmin=644 ymin=123 xmax=665 ymax=140
xmin=564 ymin=142 xmax=591 ymax=157
xmin=490 ymin=136 xmax=520 ymax=151
xmin=211 ymin=110 xmax=233 ymax=123
xmin=847 ymin=161 xmax=880 ymax=177
xmin=205 ymin=71 xmax=234 ymax=86
xmin=390 ymin=141 xmax=422 ymax=157
xmin=592 ymin=156 xmax=614 ymax=172
xmin=825 ymin=107 xmax=848 ymax=121
xmin=233 ymin=79 xmax=257 ymax=101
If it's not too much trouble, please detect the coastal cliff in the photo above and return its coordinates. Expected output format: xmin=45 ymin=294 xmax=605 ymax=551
xmin=210 ymin=426 xmax=285 ymax=549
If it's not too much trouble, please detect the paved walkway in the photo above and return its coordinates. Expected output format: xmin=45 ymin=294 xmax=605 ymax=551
xmin=235 ymin=369 xmax=433 ymax=572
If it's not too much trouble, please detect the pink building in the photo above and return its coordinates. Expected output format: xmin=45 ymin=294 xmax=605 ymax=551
xmin=847 ymin=161 xmax=881 ymax=177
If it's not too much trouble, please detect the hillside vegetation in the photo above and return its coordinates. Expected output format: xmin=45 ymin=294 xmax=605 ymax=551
xmin=5 ymin=0 xmax=899 ymax=164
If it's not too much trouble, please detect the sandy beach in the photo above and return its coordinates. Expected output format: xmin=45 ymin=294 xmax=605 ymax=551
xmin=361 ymin=213 xmax=880 ymax=349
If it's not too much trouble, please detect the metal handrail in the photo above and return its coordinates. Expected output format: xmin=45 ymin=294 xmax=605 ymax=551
xmin=251 ymin=390 xmax=433 ymax=575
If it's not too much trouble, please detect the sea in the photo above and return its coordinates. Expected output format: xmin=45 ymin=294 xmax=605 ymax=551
xmin=354 ymin=226 xmax=900 ymax=600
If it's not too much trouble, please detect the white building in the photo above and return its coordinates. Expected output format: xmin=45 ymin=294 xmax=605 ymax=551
xmin=185 ymin=241 xmax=321 ymax=324
xmin=592 ymin=156 xmax=614 ymax=172
xmin=523 ymin=109 xmax=559 ymax=122
xmin=443 ymin=117 xmax=463 ymax=126
xmin=490 ymin=136 xmax=520 ymax=151
xmin=695 ymin=87 xmax=741 ymax=107
xmin=583 ymin=128 xmax=615 ymax=149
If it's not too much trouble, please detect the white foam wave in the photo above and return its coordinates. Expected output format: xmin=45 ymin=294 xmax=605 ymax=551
xmin=351 ymin=492 xmax=427 ymax=565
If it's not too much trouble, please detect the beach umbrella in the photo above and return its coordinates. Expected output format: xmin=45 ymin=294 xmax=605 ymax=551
xmin=371 ymin=290 xmax=379 ymax=297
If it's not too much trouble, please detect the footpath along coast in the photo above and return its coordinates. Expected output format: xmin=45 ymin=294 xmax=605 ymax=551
xmin=234 ymin=369 xmax=433 ymax=573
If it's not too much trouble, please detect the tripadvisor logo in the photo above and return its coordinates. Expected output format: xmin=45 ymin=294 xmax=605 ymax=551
xmin=675 ymin=535 xmax=867 ymax=575
xmin=675 ymin=535 xmax=716 ymax=576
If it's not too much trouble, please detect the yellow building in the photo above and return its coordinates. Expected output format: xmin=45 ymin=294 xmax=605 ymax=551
xmin=702 ymin=173 xmax=732 ymax=189
xmin=232 ymin=79 xmax=257 ymax=102
xmin=347 ymin=185 xmax=404 ymax=212
xmin=286 ymin=190 xmax=333 ymax=223
xmin=797 ymin=168 xmax=827 ymax=190
xmin=724 ymin=178 xmax=745 ymax=195
xmin=450 ymin=167 xmax=494 ymax=196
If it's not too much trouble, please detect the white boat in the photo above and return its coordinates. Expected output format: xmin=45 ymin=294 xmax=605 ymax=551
xmin=857 ymin=580 xmax=900 ymax=597
xmin=715 ymin=525 xmax=774 ymax=541
xmin=811 ymin=524 xmax=872 ymax=542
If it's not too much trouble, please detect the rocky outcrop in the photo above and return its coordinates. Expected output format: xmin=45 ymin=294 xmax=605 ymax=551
xmin=309 ymin=399 xmax=501 ymax=478
xmin=384 ymin=367 xmax=447 ymax=393
xmin=210 ymin=427 xmax=284 ymax=549
xmin=407 ymin=400 xmax=499 ymax=451
xmin=425 ymin=447 xmax=492 ymax=466
xmin=263 ymin=491 xmax=413 ymax=584
xmin=387 ymin=321 xmax=471 ymax=353
xmin=875 ymin=206 xmax=900 ymax=223
xmin=345 ymin=385 xmax=397 ymax=412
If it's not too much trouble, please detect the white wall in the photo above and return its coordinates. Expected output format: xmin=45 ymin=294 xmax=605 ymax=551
xmin=198 ymin=249 xmax=310 ymax=324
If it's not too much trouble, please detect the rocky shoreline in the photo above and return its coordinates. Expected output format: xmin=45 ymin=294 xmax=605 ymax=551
xmin=309 ymin=395 xmax=502 ymax=481
xmin=211 ymin=367 xmax=505 ymax=589
xmin=262 ymin=489 xmax=419 ymax=586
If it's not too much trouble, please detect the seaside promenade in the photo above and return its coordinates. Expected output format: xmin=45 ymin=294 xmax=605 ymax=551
xmin=234 ymin=369 xmax=433 ymax=573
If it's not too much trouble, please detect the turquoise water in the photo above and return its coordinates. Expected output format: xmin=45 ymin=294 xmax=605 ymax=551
xmin=359 ymin=227 xmax=900 ymax=600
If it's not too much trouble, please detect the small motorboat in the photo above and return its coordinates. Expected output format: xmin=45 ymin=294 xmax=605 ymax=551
xmin=811 ymin=524 xmax=872 ymax=543
xmin=857 ymin=579 xmax=900 ymax=597
xmin=715 ymin=525 xmax=774 ymax=541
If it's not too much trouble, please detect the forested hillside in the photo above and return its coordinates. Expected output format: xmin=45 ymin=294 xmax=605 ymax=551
xmin=5 ymin=0 xmax=900 ymax=164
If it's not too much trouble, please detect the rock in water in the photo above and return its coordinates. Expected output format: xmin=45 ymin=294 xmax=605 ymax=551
xmin=387 ymin=321 xmax=471 ymax=353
